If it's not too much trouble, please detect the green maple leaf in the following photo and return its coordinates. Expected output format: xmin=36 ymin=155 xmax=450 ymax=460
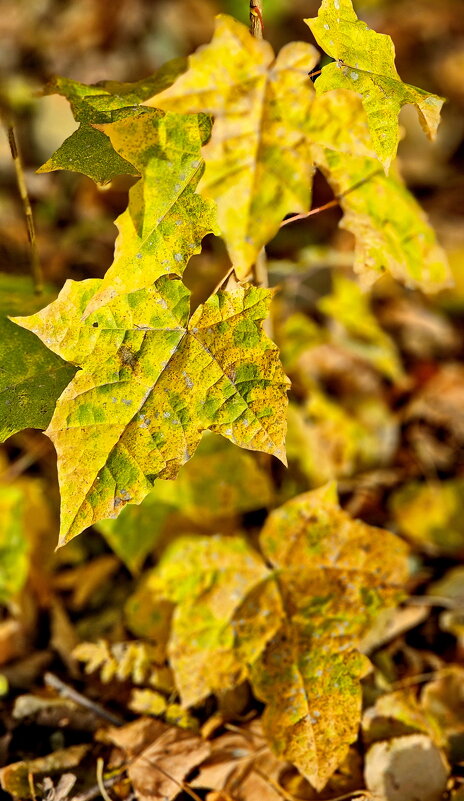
xmin=306 ymin=0 xmax=444 ymax=168
xmin=38 ymin=60 xmax=188 ymax=184
xmin=144 ymin=14 xmax=320 ymax=278
xmin=13 ymin=279 xmax=288 ymax=544
xmin=0 ymin=274 xmax=76 ymax=443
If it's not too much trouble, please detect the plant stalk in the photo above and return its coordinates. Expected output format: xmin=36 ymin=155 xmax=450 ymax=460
xmin=250 ymin=0 xmax=264 ymax=38
xmin=5 ymin=123 xmax=43 ymax=294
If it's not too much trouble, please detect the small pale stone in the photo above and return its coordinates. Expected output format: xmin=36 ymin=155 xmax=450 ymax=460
xmin=364 ymin=734 xmax=449 ymax=801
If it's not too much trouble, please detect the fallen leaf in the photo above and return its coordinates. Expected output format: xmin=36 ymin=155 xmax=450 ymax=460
xmin=251 ymin=483 xmax=410 ymax=791
xmin=108 ymin=717 xmax=210 ymax=801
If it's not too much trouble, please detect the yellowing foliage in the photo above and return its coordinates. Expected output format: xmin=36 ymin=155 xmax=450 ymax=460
xmin=141 ymin=484 xmax=409 ymax=789
xmin=145 ymin=15 xmax=319 ymax=278
xmin=14 ymin=282 xmax=288 ymax=544
xmin=307 ymin=0 xmax=444 ymax=168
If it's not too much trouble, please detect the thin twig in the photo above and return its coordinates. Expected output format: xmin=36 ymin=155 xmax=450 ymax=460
xmin=44 ymin=672 xmax=123 ymax=727
xmin=250 ymin=0 xmax=264 ymax=38
xmin=3 ymin=122 xmax=43 ymax=294
xmin=280 ymin=198 xmax=340 ymax=227
xmin=211 ymin=265 xmax=234 ymax=296
xmin=280 ymin=167 xmax=383 ymax=228
xmin=248 ymin=1 xmax=269 ymax=293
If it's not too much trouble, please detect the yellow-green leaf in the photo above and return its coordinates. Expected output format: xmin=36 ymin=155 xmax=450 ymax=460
xmin=251 ymin=483 xmax=410 ymax=790
xmin=145 ymin=15 xmax=319 ymax=278
xmin=313 ymin=147 xmax=451 ymax=291
xmin=390 ymin=478 xmax=464 ymax=556
xmin=13 ymin=281 xmax=288 ymax=544
xmin=149 ymin=534 xmax=283 ymax=706
xmin=37 ymin=61 xmax=188 ymax=184
xmin=318 ymin=274 xmax=404 ymax=381
xmin=306 ymin=0 xmax=444 ymax=168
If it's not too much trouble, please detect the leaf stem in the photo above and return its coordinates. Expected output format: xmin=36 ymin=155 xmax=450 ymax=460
xmin=280 ymin=167 xmax=383 ymax=228
xmin=4 ymin=122 xmax=44 ymax=294
xmin=250 ymin=0 xmax=264 ymax=39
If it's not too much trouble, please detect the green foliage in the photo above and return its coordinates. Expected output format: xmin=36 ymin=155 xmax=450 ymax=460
xmin=0 ymin=274 xmax=76 ymax=443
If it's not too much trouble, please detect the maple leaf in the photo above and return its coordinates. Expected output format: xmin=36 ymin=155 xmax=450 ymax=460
xmin=144 ymin=484 xmax=409 ymax=789
xmin=0 ymin=274 xmax=76 ymax=443
xmin=148 ymin=534 xmax=283 ymax=707
xmin=13 ymin=280 xmax=288 ymax=544
xmin=144 ymin=14 xmax=319 ymax=278
xmin=37 ymin=61 xmax=188 ymax=184
xmin=306 ymin=0 xmax=444 ymax=168
xmin=251 ymin=483 xmax=410 ymax=790
xmin=313 ymin=145 xmax=451 ymax=291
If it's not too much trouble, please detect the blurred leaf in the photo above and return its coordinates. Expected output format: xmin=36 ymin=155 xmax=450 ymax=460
xmin=363 ymin=690 xmax=443 ymax=746
xmin=286 ymin=392 xmax=398 ymax=486
xmin=0 ymin=487 xmax=29 ymax=605
xmin=108 ymin=717 xmax=210 ymax=801
xmin=0 ymin=274 xmax=76 ymax=443
xmin=421 ymin=666 xmax=464 ymax=760
xmin=318 ymin=274 xmax=404 ymax=380
xmin=98 ymin=433 xmax=274 ymax=572
xmin=313 ymin=149 xmax=451 ymax=292
xmin=390 ymin=479 xmax=464 ymax=556
xmin=0 ymin=745 xmax=88 ymax=800
xmin=73 ymin=640 xmax=171 ymax=686
xmin=0 ymin=476 xmax=55 ymax=606
xmin=251 ymin=483 xmax=410 ymax=790
xmin=306 ymin=0 xmax=444 ymax=168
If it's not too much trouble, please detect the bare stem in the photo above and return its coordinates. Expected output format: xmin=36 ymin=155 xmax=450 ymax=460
xmin=280 ymin=168 xmax=383 ymax=228
xmin=4 ymin=123 xmax=43 ymax=294
xmin=250 ymin=0 xmax=264 ymax=38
